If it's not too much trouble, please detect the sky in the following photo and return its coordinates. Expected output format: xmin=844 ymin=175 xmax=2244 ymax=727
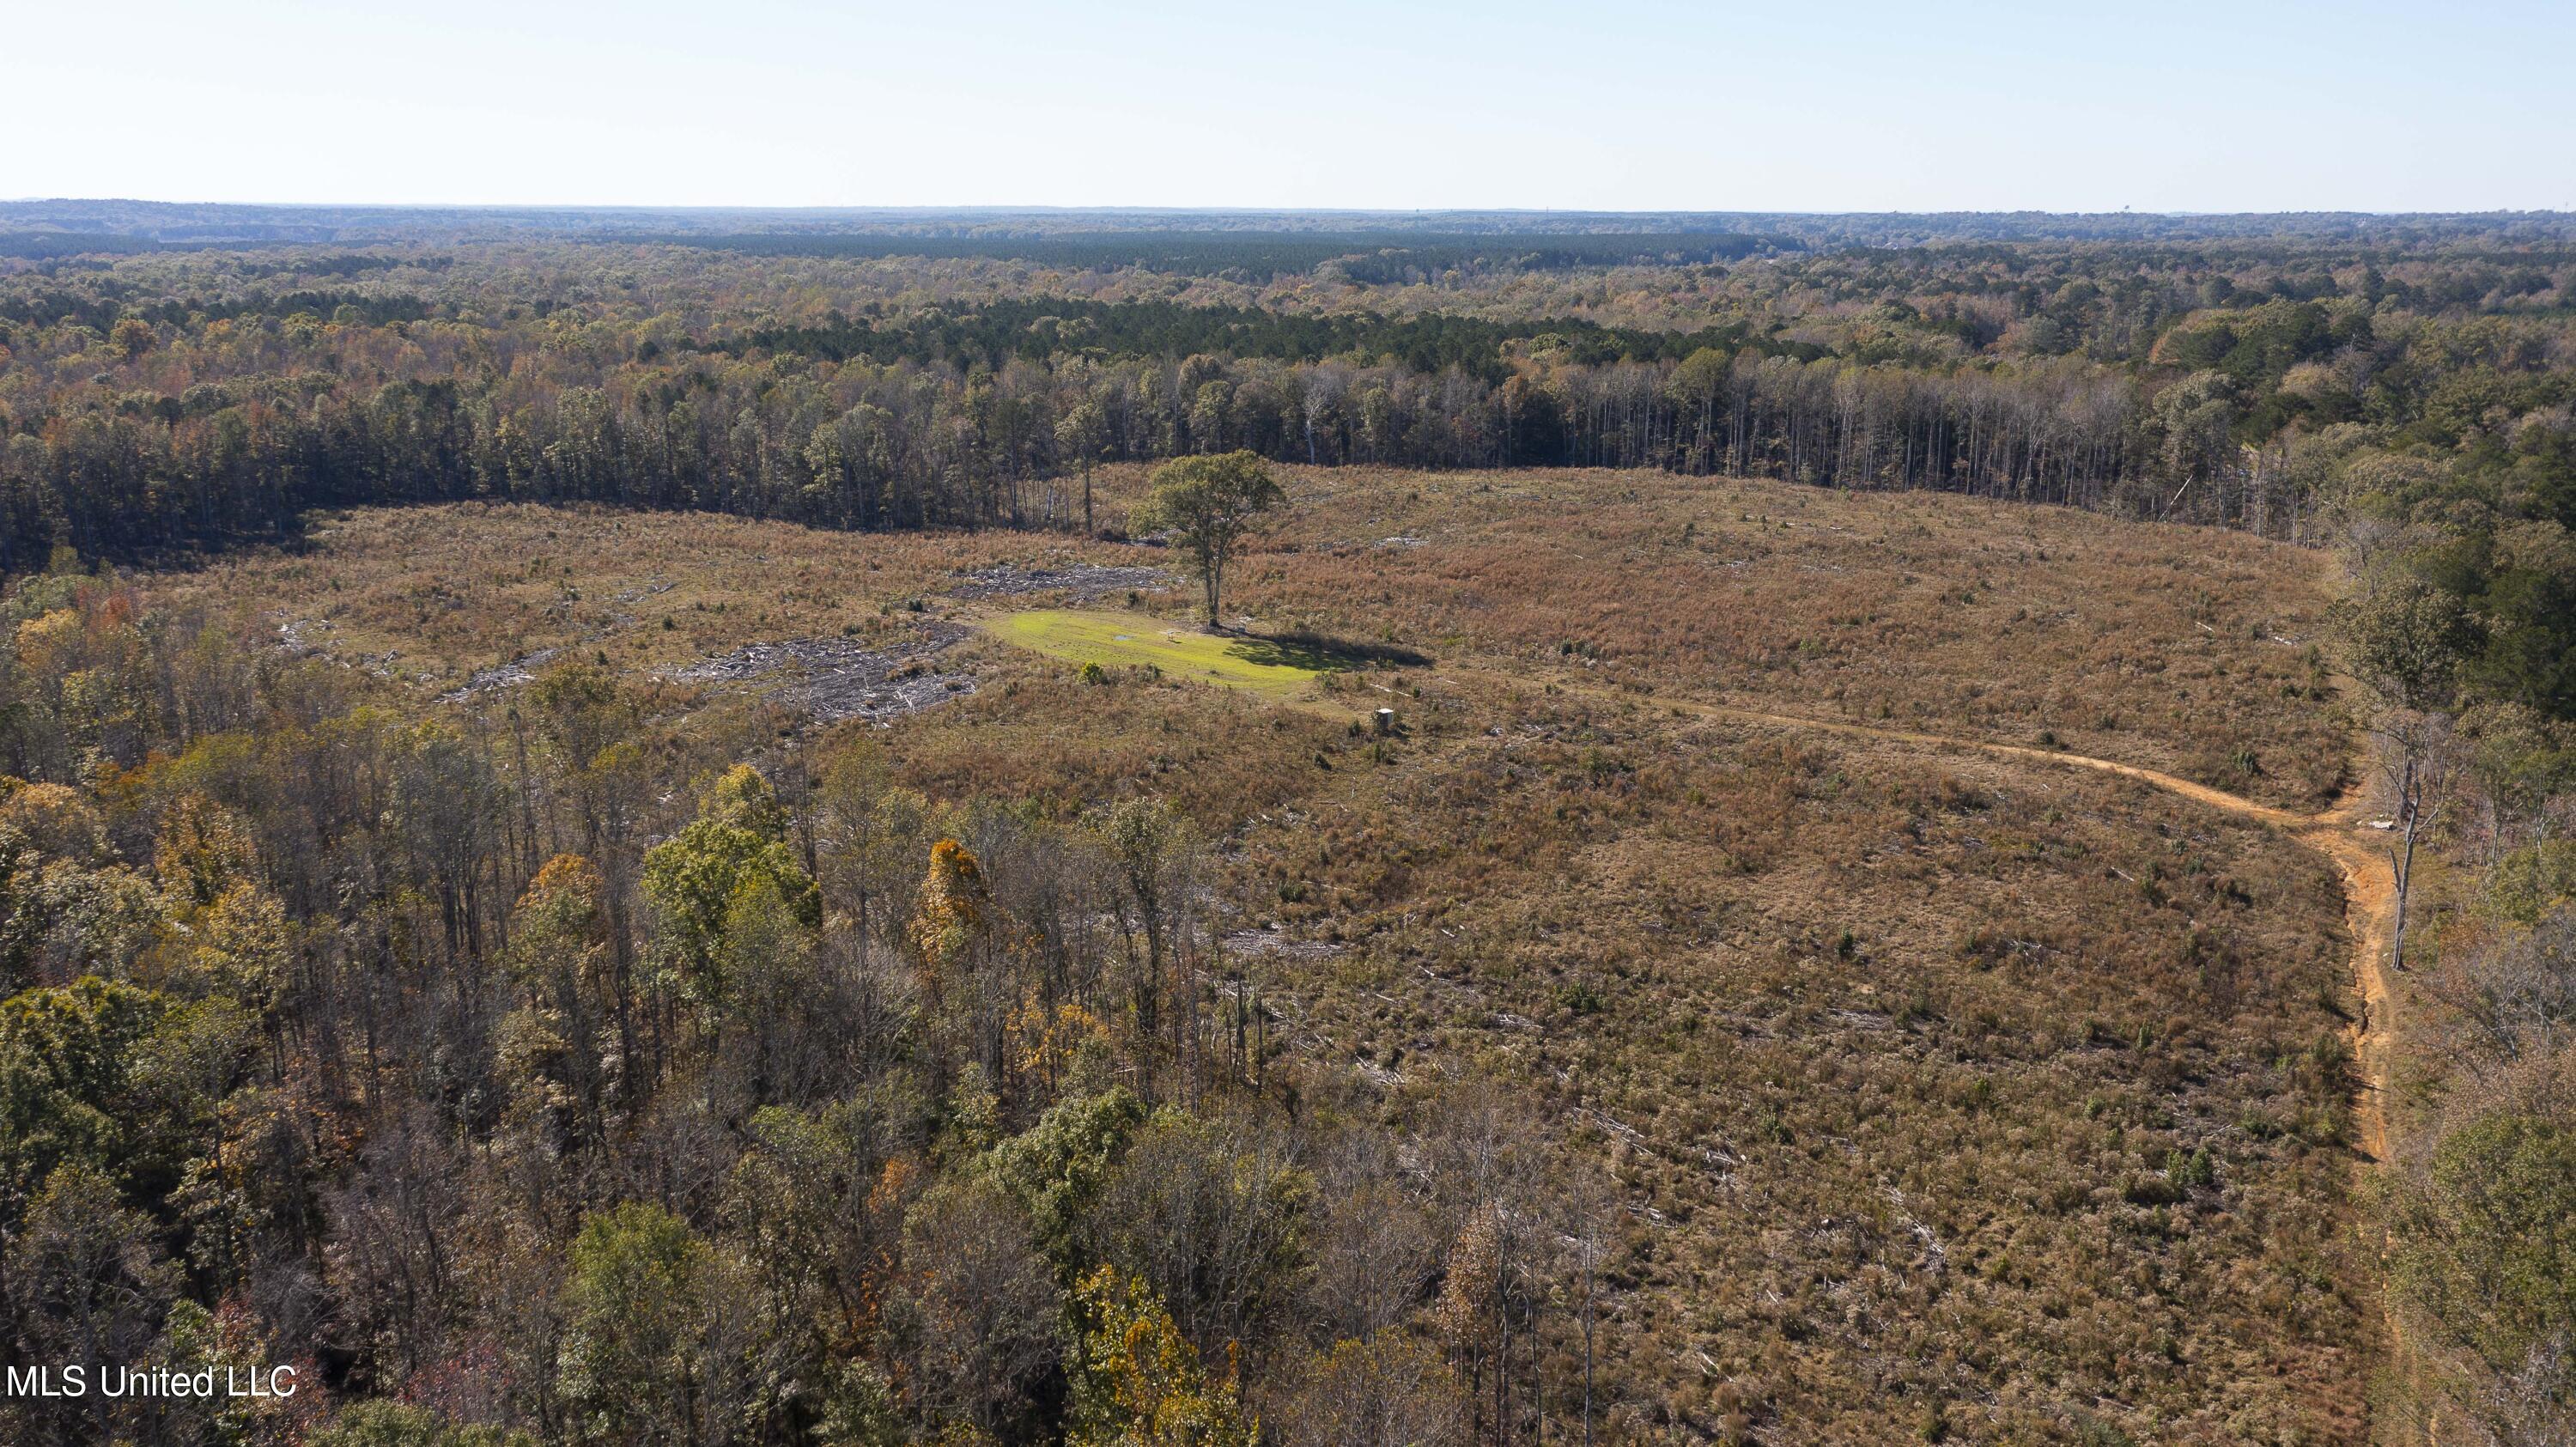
xmin=10 ymin=0 xmax=2573 ymax=213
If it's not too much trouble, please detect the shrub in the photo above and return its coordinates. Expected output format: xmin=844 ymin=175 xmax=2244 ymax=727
xmin=310 ymin=1402 xmax=535 ymax=1447
xmin=2490 ymin=840 xmax=2576 ymax=924
xmin=2394 ymin=1110 xmax=2576 ymax=1370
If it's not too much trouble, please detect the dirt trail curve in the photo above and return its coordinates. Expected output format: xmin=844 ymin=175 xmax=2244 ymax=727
xmin=1478 ymin=674 xmax=2397 ymax=1162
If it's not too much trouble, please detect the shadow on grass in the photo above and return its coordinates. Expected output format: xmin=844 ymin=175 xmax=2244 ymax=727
xmin=1228 ymin=629 xmax=1432 ymax=672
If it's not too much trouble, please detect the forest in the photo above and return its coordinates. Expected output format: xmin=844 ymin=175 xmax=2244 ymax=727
xmin=2 ymin=209 xmax=2574 ymax=1444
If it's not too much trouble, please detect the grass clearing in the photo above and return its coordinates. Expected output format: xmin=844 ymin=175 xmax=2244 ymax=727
xmin=987 ymin=608 xmax=1334 ymax=703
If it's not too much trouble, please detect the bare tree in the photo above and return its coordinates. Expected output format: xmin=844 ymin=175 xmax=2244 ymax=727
xmin=887 ymin=1180 xmax=1063 ymax=1437
xmin=2382 ymin=710 xmax=2464 ymax=971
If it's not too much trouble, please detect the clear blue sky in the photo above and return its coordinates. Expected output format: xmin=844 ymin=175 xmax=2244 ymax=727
xmin=15 ymin=0 xmax=2573 ymax=212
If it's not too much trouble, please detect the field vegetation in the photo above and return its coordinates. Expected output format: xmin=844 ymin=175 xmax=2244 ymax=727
xmin=0 ymin=463 xmax=2381 ymax=1444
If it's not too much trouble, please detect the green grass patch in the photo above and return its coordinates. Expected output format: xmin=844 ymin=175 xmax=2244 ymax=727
xmin=988 ymin=609 xmax=1332 ymax=702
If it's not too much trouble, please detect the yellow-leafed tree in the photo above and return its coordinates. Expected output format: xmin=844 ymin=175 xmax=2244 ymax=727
xmin=1066 ymin=1265 xmax=1253 ymax=1447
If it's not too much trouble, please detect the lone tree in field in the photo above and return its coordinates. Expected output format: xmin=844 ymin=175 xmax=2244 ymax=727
xmin=1131 ymin=451 xmax=1284 ymax=631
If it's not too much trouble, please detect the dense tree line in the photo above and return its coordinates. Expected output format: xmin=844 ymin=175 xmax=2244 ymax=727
xmin=626 ymin=231 xmax=1781 ymax=282
xmin=726 ymin=297 xmax=1778 ymax=379
xmin=2327 ymin=461 xmax=2576 ymax=1440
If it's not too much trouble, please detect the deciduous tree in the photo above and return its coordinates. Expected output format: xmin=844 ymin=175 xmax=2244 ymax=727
xmin=1128 ymin=453 xmax=1284 ymax=631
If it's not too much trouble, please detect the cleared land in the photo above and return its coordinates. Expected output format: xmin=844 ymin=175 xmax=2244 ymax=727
xmin=153 ymin=470 xmax=2371 ymax=1443
xmin=222 ymin=467 xmax=2348 ymax=812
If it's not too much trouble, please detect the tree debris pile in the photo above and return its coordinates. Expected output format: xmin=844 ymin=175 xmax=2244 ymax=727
xmin=664 ymin=623 xmax=975 ymax=722
xmin=948 ymin=562 xmax=1174 ymax=600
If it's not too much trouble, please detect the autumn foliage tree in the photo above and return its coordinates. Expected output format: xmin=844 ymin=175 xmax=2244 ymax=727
xmin=641 ymin=765 xmax=819 ymax=1012
xmin=1065 ymin=1265 xmax=1255 ymax=1447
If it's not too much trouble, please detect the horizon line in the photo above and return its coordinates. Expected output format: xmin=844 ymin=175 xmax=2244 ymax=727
xmin=8 ymin=198 xmax=2575 ymax=222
